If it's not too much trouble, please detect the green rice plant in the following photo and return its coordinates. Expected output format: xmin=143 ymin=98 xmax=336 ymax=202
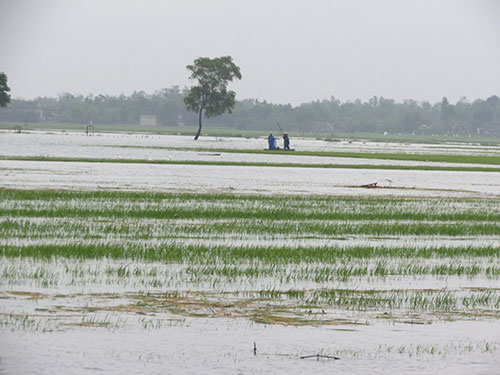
xmin=2 ymin=189 xmax=500 ymax=223
xmin=1 ymin=243 xmax=499 ymax=266
xmin=1 ymin=188 xmax=499 ymax=303
xmin=310 ymin=288 xmax=497 ymax=312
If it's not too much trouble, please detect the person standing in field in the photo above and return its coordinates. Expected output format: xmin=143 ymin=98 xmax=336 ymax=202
xmin=283 ymin=133 xmax=290 ymax=150
xmin=268 ymin=133 xmax=276 ymax=150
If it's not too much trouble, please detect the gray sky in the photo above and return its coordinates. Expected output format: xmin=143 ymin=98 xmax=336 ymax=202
xmin=1 ymin=0 xmax=499 ymax=105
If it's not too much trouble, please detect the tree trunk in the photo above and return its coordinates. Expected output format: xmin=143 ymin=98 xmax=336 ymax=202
xmin=194 ymin=106 xmax=203 ymax=140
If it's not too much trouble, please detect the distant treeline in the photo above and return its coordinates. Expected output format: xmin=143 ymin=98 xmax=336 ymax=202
xmin=1 ymin=86 xmax=499 ymax=136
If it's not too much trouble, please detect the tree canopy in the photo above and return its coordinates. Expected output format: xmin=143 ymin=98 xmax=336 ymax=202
xmin=0 ymin=72 xmax=11 ymax=108
xmin=1 ymin=90 xmax=499 ymax=138
xmin=184 ymin=56 xmax=242 ymax=139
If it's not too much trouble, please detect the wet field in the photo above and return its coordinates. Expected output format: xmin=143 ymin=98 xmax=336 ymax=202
xmin=1 ymin=131 xmax=500 ymax=198
xmin=0 ymin=130 xmax=499 ymax=374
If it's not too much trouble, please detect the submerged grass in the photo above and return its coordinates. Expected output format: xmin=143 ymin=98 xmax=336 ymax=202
xmin=2 ymin=189 xmax=500 ymax=221
xmin=1 ymin=188 xmax=499 ymax=266
xmin=2 ymin=288 xmax=498 ymax=330
xmin=1 ymin=155 xmax=500 ymax=172
xmin=2 ymin=217 xmax=499 ymax=238
xmin=1 ymin=243 xmax=499 ymax=263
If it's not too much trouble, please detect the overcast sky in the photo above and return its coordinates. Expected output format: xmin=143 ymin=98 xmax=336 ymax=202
xmin=1 ymin=0 xmax=499 ymax=105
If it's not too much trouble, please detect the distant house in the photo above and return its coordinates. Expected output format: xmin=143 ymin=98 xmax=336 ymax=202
xmin=140 ymin=115 xmax=157 ymax=126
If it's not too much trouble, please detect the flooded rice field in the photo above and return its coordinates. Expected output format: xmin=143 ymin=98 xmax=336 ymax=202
xmin=1 ymin=130 xmax=500 ymax=374
xmin=2 ymin=159 xmax=500 ymax=198
xmin=1 ymin=130 xmax=500 ymax=199
xmin=2 ymin=129 xmax=500 ymax=156
xmin=2 ymin=130 xmax=500 ymax=166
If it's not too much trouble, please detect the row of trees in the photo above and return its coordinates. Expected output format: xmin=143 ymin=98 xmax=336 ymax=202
xmin=0 ymin=87 xmax=193 ymax=125
xmin=3 ymin=91 xmax=499 ymax=136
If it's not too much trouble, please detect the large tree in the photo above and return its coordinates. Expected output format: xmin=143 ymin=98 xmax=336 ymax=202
xmin=0 ymin=72 xmax=11 ymax=107
xmin=184 ymin=56 xmax=242 ymax=140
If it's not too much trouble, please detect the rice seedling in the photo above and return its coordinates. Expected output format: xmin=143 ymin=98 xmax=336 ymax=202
xmin=0 ymin=187 xmax=499 ymax=330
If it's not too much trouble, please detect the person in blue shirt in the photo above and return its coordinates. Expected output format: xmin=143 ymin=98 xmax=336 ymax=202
xmin=268 ymin=133 xmax=276 ymax=150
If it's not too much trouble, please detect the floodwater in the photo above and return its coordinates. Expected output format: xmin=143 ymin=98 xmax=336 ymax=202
xmin=1 ymin=129 xmax=500 ymax=374
xmin=2 ymin=129 xmax=500 ymax=155
xmin=2 ymin=159 xmax=499 ymax=198
xmin=1 ymin=316 xmax=499 ymax=375
xmin=1 ymin=130 xmax=499 ymax=198
xmin=1 ymin=257 xmax=500 ymax=375
xmin=1 ymin=130 xmax=499 ymax=167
